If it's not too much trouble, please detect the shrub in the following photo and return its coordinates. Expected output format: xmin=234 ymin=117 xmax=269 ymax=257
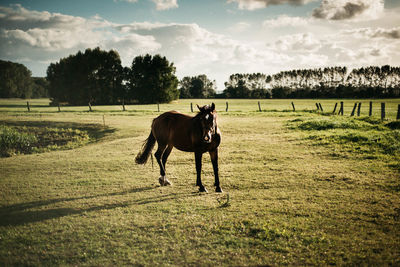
xmin=0 ymin=126 xmax=37 ymax=156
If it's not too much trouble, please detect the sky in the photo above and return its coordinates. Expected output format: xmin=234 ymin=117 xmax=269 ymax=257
xmin=1 ymin=0 xmax=400 ymax=91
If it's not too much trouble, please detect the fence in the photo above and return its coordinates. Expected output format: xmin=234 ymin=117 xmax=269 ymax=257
xmin=22 ymin=100 xmax=400 ymax=120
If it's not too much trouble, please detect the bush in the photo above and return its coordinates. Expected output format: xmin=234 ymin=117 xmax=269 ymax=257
xmin=0 ymin=126 xmax=37 ymax=156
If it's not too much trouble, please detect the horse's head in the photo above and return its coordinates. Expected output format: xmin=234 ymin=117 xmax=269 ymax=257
xmin=197 ymin=103 xmax=217 ymax=143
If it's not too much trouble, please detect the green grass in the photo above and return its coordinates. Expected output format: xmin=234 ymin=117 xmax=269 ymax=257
xmin=0 ymin=98 xmax=400 ymax=266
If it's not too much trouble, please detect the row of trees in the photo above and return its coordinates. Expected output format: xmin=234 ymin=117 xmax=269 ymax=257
xmin=223 ymin=66 xmax=400 ymax=99
xmin=2 ymin=48 xmax=400 ymax=103
xmin=47 ymin=48 xmax=179 ymax=105
xmin=0 ymin=60 xmax=48 ymax=99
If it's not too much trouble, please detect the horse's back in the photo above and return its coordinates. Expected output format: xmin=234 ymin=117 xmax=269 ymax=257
xmin=153 ymin=111 xmax=192 ymax=126
xmin=152 ymin=111 xmax=193 ymax=146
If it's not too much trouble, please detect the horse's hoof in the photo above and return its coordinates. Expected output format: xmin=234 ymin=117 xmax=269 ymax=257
xmin=215 ymin=186 xmax=223 ymax=193
xmin=199 ymin=186 xmax=208 ymax=193
xmin=159 ymin=176 xmax=172 ymax=186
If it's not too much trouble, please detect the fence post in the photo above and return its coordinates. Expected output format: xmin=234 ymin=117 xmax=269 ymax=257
xmin=369 ymin=101 xmax=372 ymax=116
xmin=157 ymin=104 xmax=160 ymax=112
xmin=122 ymin=98 xmax=126 ymax=111
xmin=226 ymin=101 xmax=228 ymax=112
xmin=319 ymin=103 xmax=323 ymax=112
xmin=381 ymin=103 xmax=385 ymax=120
xmin=397 ymin=104 xmax=400 ymax=120
xmin=357 ymin=102 xmax=361 ymax=116
xmin=339 ymin=101 xmax=344 ymax=115
xmin=26 ymin=101 xmax=30 ymax=112
xmin=332 ymin=103 xmax=338 ymax=114
xmin=350 ymin=103 xmax=357 ymax=116
xmin=291 ymin=102 xmax=295 ymax=111
xmin=258 ymin=101 xmax=261 ymax=112
xmin=58 ymin=103 xmax=61 ymax=112
xmin=190 ymin=102 xmax=193 ymax=113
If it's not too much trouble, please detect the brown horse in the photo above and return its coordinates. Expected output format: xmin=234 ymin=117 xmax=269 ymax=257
xmin=135 ymin=103 xmax=222 ymax=193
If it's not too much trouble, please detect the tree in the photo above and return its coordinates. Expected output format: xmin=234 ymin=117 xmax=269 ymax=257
xmin=179 ymin=74 xmax=216 ymax=98
xmin=126 ymin=54 xmax=179 ymax=104
xmin=47 ymin=47 xmax=124 ymax=105
xmin=223 ymin=73 xmax=270 ymax=98
xmin=31 ymin=77 xmax=49 ymax=98
xmin=0 ymin=60 xmax=33 ymax=98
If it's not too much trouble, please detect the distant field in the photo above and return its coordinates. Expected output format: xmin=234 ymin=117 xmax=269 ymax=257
xmin=1 ymin=98 xmax=399 ymax=119
xmin=0 ymin=98 xmax=399 ymax=266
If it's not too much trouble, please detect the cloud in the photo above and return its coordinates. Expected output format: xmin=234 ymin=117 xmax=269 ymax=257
xmin=0 ymin=4 xmax=160 ymax=67
xmin=227 ymin=0 xmax=317 ymax=10
xmin=312 ymin=0 xmax=384 ymax=21
xmin=115 ymin=0 xmax=177 ymax=10
xmin=228 ymin=22 xmax=251 ymax=33
xmin=262 ymin=15 xmax=310 ymax=28
xmin=274 ymin=33 xmax=322 ymax=52
xmin=150 ymin=0 xmax=178 ymax=10
xmin=342 ymin=27 xmax=400 ymax=39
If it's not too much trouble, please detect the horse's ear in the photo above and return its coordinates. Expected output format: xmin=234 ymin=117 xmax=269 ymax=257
xmin=197 ymin=104 xmax=202 ymax=112
xmin=211 ymin=103 xmax=215 ymax=111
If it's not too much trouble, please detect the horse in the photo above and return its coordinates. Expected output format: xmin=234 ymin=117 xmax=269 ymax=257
xmin=135 ymin=103 xmax=222 ymax=193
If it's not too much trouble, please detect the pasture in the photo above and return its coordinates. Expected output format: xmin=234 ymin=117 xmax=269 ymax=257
xmin=1 ymin=98 xmax=399 ymax=266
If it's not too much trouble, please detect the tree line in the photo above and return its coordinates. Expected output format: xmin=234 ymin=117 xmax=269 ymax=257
xmin=0 ymin=60 xmax=48 ymax=99
xmin=222 ymin=66 xmax=400 ymax=99
xmin=1 ymin=48 xmax=399 ymax=104
xmin=46 ymin=48 xmax=179 ymax=105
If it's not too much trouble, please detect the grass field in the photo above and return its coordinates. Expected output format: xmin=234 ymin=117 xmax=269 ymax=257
xmin=0 ymin=98 xmax=399 ymax=266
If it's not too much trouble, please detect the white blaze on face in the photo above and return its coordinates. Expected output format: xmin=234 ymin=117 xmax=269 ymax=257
xmin=204 ymin=114 xmax=213 ymax=142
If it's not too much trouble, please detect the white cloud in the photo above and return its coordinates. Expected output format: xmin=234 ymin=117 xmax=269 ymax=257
xmin=228 ymin=22 xmax=251 ymax=33
xmin=341 ymin=27 xmax=400 ymax=39
xmin=227 ymin=0 xmax=317 ymax=10
xmin=151 ymin=0 xmax=178 ymax=10
xmin=262 ymin=15 xmax=310 ymax=28
xmin=274 ymin=33 xmax=322 ymax=52
xmin=312 ymin=0 xmax=384 ymax=21
xmin=115 ymin=0 xmax=177 ymax=10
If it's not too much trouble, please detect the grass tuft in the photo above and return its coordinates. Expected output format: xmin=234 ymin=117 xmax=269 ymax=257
xmin=0 ymin=125 xmax=37 ymax=157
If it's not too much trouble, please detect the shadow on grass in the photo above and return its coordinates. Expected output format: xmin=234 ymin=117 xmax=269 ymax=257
xmin=0 ymin=186 xmax=198 ymax=226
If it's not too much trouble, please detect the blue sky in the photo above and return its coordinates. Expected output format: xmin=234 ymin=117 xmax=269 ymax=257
xmin=1 ymin=0 xmax=399 ymax=90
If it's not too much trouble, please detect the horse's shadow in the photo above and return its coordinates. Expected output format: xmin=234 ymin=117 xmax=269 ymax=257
xmin=0 ymin=186 xmax=197 ymax=227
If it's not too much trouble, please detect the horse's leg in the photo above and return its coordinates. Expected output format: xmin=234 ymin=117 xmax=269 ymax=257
xmin=209 ymin=149 xmax=222 ymax=193
xmin=155 ymin=143 xmax=170 ymax=186
xmin=160 ymin=145 xmax=173 ymax=186
xmin=195 ymin=151 xmax=207 ymax=192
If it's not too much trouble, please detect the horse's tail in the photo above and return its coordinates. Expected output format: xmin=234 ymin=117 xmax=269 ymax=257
xmin=135 ymin=131 xmax=156 ymax=165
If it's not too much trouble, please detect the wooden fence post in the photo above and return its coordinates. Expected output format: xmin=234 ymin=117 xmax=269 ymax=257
xmin=369 ymin=101 xmax=372 ymax=116
xmin=291 ymin=102 xmax=295 ymax=111
xmin=339 ymin=101 xmax=344 ymax=115
xmin=357 ymin=102 xmax=361 ymax=116
xmin=26 ymin=101 xmax=30 ymax=112
xmin=350 ymin=103 xmax=357 ymax=116
xmin=157 ymin=104 xmax=160 ymax=112
xmin=332 ymin=103 xmax=338 ymax=114
xmin=381 ymin=103 xmax=385 ymax=120
xmin=190 ymin=102 xmax=193 ymax=113
xmin=226 ymin=101 xmax=228 ymax=112
xmin=122 ymin=98 xmax=126 ymax=111
xmin=319 ymin=103 xmax=323 ymax=112
xmin=397 ymin=104 xmax=400 ymax=120
xmin=258 ymin=101 xmax=261 ymax=112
